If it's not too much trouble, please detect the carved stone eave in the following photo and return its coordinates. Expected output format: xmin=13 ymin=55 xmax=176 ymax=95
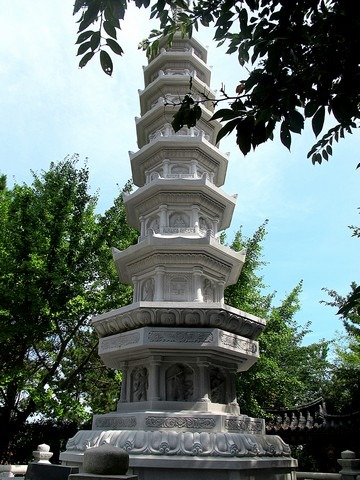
xmin=91 ymin=302 xmax=266 ymax=340
xmin=129 ymin=138 xmax=229 ymax=188
xmin=139 ymin=74 xmax=215 ymax=116
xmin=143 ymin=48 xmax=211 ymax=88
xmin=124 ymin=178 xmax=236 ymax=231
xmin=97 ymin=327 xmax=259 ymax=371
xmin=111 ymin=237 xmax=245 ymax=286
xmin=135 ymin=101 xmax=221 ymax=149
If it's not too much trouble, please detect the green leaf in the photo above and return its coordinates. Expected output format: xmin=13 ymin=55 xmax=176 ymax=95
xmin=79 ymin=51 xmax=95 ymax=69
xmin=77 ymin=41 xmax=92 ymax=56
xmin=216 ymin=118 xmax=239 ymax=143
xmin=106 ymin=38 xmax=124 ymax=56
xmin=103 ymin=21 xmax=117 ymax=39
xmin=304 ymin=101 xmax=318 ymax=118
xmin=100 ymin=50 xmax=113 ymax=76
xmin=280 ymin=121 xmax=291 ymax=150
xmin=287 ymin=110 xmax=304 ymax=134
xmin=211 ymin=108 xmax=241 ymax=122
xmin=236 ymin=116 xmax=254 ymax=155
xmin=90 ymin=31 xmax=101 ymax=51
xmin=76 ymin=30 xmax=94 ymax=45
xmin=312 ymin=106 xmax=325 ymax=138
xmin=194 ymin=104 xmax=202 ymax=121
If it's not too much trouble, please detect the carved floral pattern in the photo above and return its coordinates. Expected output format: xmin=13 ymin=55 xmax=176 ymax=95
xmin=148 ymin=331 xmax=213 ymax=343
xmin=65 ymin=430 xmax=291 ymax=457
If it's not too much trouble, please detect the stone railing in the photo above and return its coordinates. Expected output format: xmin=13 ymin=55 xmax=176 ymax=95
xmin=147 ymin=171 xmax=214 ymax=184
xmin=137 ymin=227 xmax=220 ymax=244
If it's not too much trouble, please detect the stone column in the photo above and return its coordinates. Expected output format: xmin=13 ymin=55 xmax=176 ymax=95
xmin=190 ymin=159 xmax=198 ymax=177
xmin=159 ymin=205 xmax=167 ymax=233
xmin=191 ymin=205 xmax=200 ymax=228
xmin=193 ymin=267 xmax=203 ymax=302
xmin=218 ymin=280 xmax=225 ymax=303
xmin=119 ymin=363 xmax=129 ymax=403
xmin=228 ymin=366 xmax=238 ymax=406
xmin=148 ymin=356 xmax=162 ymax=401
xmin=163 ymin=159 xmax=170 ymax=177
xmin=133 ymin=276 xmax=139 ymax=302
xmin=196 ymin=359 xmax=210 ymax=402
xmin=139 ymin=216 xmax=145 ymax=237
xmin=154 ymin=266 xmax=165 ymax=301
xmin=212 ymin=217 xmax=219 ymax=235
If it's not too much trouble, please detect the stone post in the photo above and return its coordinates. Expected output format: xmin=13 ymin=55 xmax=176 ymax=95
xmin=338 ymin=450 xmax=360 ymax=480
xmin=32 ymin=443 xmax=53 ymax=464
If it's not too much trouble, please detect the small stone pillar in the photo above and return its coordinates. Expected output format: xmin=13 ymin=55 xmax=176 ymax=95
xmin=32 ymin=443 xmax=53 ymax=463
xmin=338 ymin=450 xmax=360 ymax=480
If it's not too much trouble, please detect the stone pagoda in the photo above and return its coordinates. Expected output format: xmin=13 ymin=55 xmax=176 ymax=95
xmin=61 ymin=35 xmax=297 ymax=479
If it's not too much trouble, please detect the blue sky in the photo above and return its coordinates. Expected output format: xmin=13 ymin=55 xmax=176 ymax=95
xmin=1 ymin=2 xmax=359 ymax=345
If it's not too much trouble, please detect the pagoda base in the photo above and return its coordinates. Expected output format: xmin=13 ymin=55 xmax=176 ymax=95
xmin=60 ymin=425 xmax=297 ymax=479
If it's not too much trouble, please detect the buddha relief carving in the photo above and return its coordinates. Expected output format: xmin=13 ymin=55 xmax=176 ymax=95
xmin=170 ymin=214 xmax=186 ymax=228
xmin=210 ymin=367 xmax=226 ymax=404
xmin=131 ymin=366 xmax=148 ymax=401
xmin=166 ymin=364 xmax=193 ymax=401
xmin=141 ymin=278 xmax=154 ymax=301
xmin=203 ymin=278 xmax=215 ymax=302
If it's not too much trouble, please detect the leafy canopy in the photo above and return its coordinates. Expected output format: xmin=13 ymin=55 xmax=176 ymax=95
xmin=74 ymin=0 xmax=360 ymax=165
xmin=222 ymin=223 xmax=331 ymax=417
xmin=0 ymin=156 xmax=137 ymax=461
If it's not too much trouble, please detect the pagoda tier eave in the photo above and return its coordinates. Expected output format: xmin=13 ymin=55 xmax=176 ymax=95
xmin=112 ymin=236 xmax=245 ymax=286
xmin=139 ymin=74 xmax=215 ymax=116
xmin=92 ymin=301 xmax=266 ymax=340
xmin=142 ymin=48 xmax=211 ymax=88
xmin=129 ymin=137 xmax=229 ymax=188
xmin=135 ymin=101 xmax=221 ymax=149
xmin=123 ymin=177 xmax=237 ymax=231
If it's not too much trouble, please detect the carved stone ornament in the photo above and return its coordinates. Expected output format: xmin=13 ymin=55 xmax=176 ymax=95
xmin=92 ymin=305 xmax=265 ymax=340
xmin=145 ymin=416 xmax=216 ymax=429
xmin=93 ymin=416 xmax=137 ymax=429
xmin=65 ymin=430 xmax=291 ymax=458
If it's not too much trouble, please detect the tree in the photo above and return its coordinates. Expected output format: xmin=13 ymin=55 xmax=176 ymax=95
xmin=0 ymin=156 xmax=138 ymax=462
xmin=322 ymin=282 xmax=360 ymax=414
xmin=223 ymin=224 xmax=331 ymax=417
xmin=73 ymin=0 xmax=360 ymax=166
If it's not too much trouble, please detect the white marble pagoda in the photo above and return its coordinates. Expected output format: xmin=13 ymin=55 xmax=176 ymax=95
xmin=61 ymin=35 xmax=297 ymax=479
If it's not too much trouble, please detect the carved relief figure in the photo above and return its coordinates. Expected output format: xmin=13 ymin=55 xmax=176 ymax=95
xmin=203 ymin=278 xmax=214 ymax=302
xmin=199 ymin=217 xmax=208 ymax=230
xmin=132 ymin=367 xmax=148 ymax=401
xmin=166 ymin=364 xmax=193 ymax=401
xmin=151 ymin=218 xmax=160 ymax=233
xmin=174 ymin=215 xmax=186 ymax=227
xmin=142 ymin=278 xmax=154 ymax=301
xmin=210 ymin=367 xmax=226 ymax=403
